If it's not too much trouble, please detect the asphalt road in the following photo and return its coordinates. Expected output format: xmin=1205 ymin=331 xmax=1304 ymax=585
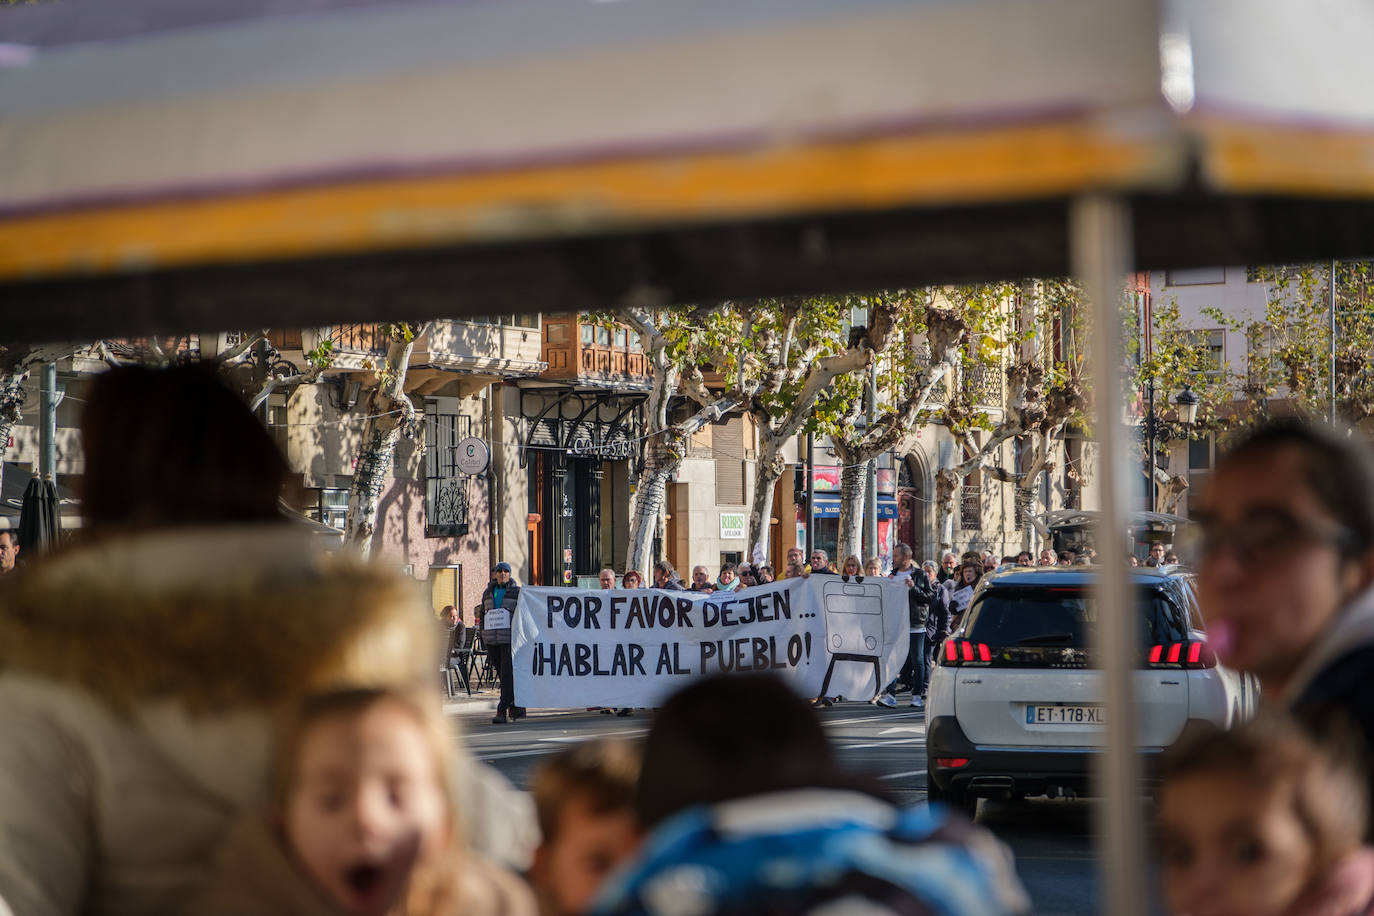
xmin=455 ymin=701 xmax=1105 ymax=914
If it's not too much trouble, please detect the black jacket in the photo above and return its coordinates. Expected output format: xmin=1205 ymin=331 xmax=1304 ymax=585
xmin=898 ymin=568 xmax=936 ymax=630
xmin=1291 ymin=645 xmax=1374 ymax=841
xmin=925 ymin=584 xmax=952 ymax=646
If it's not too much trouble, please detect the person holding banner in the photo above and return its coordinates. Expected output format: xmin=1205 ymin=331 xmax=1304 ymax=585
xmin=481 ymin=562 xmax=524 ymax=724
xmin=652 ymin=560 xmax=686 ymax=591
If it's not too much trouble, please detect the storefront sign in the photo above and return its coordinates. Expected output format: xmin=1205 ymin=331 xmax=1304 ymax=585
xmin=455 ymin=437 xmax=491 ymax=475
xmin=569 ymin=436 xmax=634 ymax=461
xmin=512 ymin=577 xmax=909 ymax=707
xmin=812 ymin=467 xmax=841 ymax=492
xmin=719 ymin=512 xmax=746 ymax=540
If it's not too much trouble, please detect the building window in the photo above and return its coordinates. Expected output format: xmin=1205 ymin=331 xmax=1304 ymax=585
xmin=960 ymin=483 xmax=982 ymax=530
xmin=465 ymin=314 xmax=538 ymax=329
xmin=267 ymin=329 xmax=303 ymax=350
xmin=424 ymin=404 xmax=473 ymax=537
xmin=1187 ymin=435 xmax=1213 ymax=507
xmin=310 ymin=488 xmax=350 ymax=530
xmin=713 ymin=417 xmax=746 ymax=505
xmin=1164 ymin=267 xmax=1226 ymax=286
xmin=1247 ymin=324 xmax=1275 ymax=364
xmin=1174 ymin=329 xmax=1225 ymax=377
xmin=1188 ymin=436 xmax=1212 ymax=471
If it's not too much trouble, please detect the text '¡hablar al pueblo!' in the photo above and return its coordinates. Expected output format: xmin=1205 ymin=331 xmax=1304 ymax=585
xmin=529 ymin=589 xmax=813 ymax=677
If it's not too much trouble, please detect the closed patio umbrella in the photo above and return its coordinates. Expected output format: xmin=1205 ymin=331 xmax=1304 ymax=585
xmin=16 ymin=476 xmax=61 ymax=560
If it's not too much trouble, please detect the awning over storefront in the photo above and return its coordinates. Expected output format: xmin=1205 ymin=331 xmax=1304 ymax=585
xmin=808 ymin=495 xmax=896 ymax=520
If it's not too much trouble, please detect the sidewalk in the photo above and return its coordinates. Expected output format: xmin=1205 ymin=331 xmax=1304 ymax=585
xmin=441 ymin=685 xmax=501 ymax=715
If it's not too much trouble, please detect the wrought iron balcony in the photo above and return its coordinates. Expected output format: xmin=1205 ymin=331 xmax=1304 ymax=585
xmin=963 ymin=364 xmax=1003 ymax=407
xmin=1014 ymin=487 xmax=1034 ymax=530
xmin=330 ymin=323 xmax=388 ymax=355
xmin=960 ymin=484 xmax=982 ymax=530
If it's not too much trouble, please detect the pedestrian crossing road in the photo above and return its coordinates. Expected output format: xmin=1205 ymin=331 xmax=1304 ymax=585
xmin=455 ymin=701 xmax=1111 ymax=914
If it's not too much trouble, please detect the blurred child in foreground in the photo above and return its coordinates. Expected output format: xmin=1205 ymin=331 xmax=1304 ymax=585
xmin=191 ymin=688 xmax=534 ymax=916
xmin=530 ymin=740 xmax=642 ymax=916
xmin=1157 ymin=713 xmax=1374 ymax=916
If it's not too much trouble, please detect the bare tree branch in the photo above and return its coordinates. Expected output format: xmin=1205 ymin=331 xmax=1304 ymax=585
xmin=215 ymin=330 xmax=270 ymax=365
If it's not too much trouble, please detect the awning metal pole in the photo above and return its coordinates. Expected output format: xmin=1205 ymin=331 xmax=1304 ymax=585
xmin=1073 ymin=195 xmax=1145 ymax=916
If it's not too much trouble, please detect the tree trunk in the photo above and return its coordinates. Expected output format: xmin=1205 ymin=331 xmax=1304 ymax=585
xmin=836 ymin=459 xmax=867 ymax=562
xmin=0 ymin=372 xmax=26 ymax=499
xmin=626 ymin=443 xmax=677 ymax=580
xmin=625 ymin=343 xmax=678 ymax=580
xmin=344 ymin=332 xmax=420 ymax=559
xmin=746 ymin=435 xmax=785 ymax=566
xmin=934 ymin=467 xmax=959 ymax=550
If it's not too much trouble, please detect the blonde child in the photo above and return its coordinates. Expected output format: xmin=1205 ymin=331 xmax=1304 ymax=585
xmin=192 ymin=688 xmax=534 ymax=916
xmin=1157 ymin=714 xmax=1374 ymax=916
xmin=529 ymin=740 xmax=641 ymax=916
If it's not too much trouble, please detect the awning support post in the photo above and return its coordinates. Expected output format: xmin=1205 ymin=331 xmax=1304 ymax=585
xmin=1073 ymin=195 xmax=1145 ymax=916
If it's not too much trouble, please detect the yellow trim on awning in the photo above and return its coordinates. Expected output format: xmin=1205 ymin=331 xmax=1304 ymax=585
xmin=1198 ymin=120 xmax=1374 ymax=197
xmin=0 ymin=121 xmax=1178 ymax=283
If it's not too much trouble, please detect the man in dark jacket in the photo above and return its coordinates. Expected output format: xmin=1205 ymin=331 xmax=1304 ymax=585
xmin=480 ymin=561 xmax=523 ymax=724
xmin=875 ymin=544 xmax=933 ymax=708
xmin=924 ymin=560 xmax=952 ymax=673
xmin=1195 ymin=421 xmax=1374 ymax=837
xmin=807 ymin=549 xmax=838 ymax=575
xmin=652 ymin=560 xmax=686 ymax=591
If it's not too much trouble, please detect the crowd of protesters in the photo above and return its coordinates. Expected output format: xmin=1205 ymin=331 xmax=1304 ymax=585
xmin=8 ymin=364 xmax=1374 ymax=915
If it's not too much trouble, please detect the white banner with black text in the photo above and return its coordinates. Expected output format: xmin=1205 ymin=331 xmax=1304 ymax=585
xmin=511 ymin=576 xmax=909 ymax=708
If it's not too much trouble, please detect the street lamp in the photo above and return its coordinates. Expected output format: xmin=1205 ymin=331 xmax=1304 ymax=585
xmin=1144 ymin=384 xmax=1199 ymax=511
xmin=1174 ymin=385 xmax=1200 ymax=427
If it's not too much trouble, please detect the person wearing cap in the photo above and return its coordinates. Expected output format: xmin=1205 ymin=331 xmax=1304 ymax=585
xmin=480 ymin=562 xmax=524 ymax=724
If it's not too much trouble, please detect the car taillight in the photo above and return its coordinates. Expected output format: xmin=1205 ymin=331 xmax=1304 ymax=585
xmin=1147 ymin=640 xmax=1216 ymax=669
xmin=942 ymin=639 xmax=992 ymax=666
xmin=935 ymin=757 xmax=970 ymax=768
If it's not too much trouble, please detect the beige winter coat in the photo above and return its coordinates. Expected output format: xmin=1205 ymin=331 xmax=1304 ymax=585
xmin=0 ymin=526 xmax=536 ymax=916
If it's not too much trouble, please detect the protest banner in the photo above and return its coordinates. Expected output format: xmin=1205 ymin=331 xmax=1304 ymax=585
xmin=512 ymin=576 xmax=910 ymax=708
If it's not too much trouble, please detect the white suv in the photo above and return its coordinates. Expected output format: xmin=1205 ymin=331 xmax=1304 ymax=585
xmin=925 ymin=566 xmax=1257 ymax=813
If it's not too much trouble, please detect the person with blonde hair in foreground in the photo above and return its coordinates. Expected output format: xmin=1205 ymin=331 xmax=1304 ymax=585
xmin=190 ymin=688 xmax=533 ymax=916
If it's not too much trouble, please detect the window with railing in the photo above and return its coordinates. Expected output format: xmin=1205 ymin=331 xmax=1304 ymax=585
xmin=1014 ymin=488 xmax=1034 ymax=530
xmin=963 ymin=364 xmax=1002 ymax=406
xmin=424 ymin=405 xmax=473 ymax=538
xmin=960 ymin=484 xmax=982 ymax=530
xmin=331 ymin=323 xmax=388 ymax=354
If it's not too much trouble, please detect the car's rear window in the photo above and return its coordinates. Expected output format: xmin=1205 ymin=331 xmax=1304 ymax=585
xmin=962 ymin=586 xmax=1189 ymax=649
